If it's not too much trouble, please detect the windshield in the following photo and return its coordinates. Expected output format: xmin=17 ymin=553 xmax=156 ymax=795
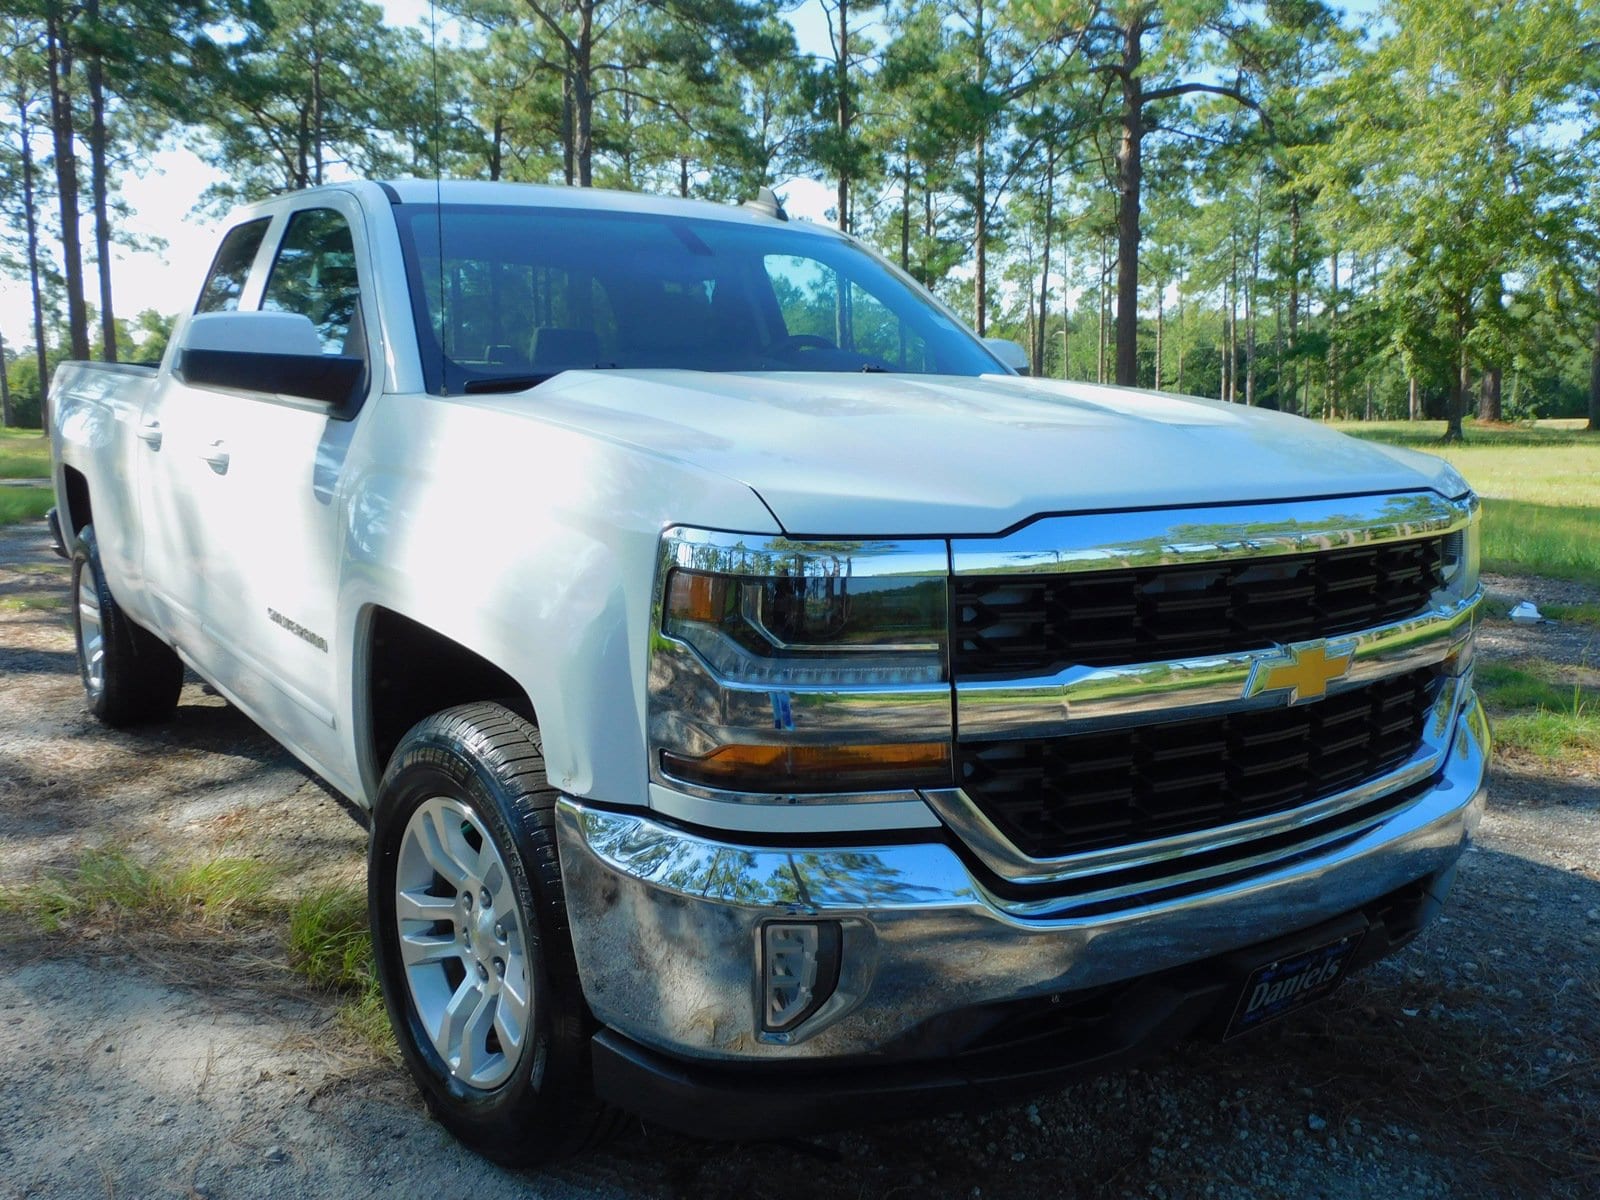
xmin=393 ymin=204 xmax=1003 ymax=394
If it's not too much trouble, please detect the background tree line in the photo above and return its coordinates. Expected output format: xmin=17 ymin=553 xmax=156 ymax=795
xmin=2 ymin=0 xmax=1598 ymax=437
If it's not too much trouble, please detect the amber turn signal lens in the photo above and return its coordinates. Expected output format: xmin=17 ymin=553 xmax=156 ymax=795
xmin=661 ymin=741 xmax=952 ymax=793
xmin=666 ymin=570 xmax=734 ymax=624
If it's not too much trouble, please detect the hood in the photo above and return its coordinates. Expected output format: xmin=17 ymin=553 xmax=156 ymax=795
xmin=468 ymin=370 xmax=1469 ymax=537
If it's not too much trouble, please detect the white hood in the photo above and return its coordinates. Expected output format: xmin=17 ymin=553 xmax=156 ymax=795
xmin=474 ymin=370 xmax=1468 ymax=537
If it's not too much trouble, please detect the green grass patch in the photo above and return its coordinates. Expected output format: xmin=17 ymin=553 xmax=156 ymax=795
xmin=1480 ymin=498 xmax=1600 ymax=587
xmin=289 ymin=885 xmax=372 ymax=988
xmin=1336 ymin=419 xmax=1600 ymax=586
xmin=0 ymin=847 xmax=277 ymax=933
xmin=0 ymin=486 xmax=54 ymax=526
xmin=0 ymin=593 xmax=65 ymax=613
xmin=0 ymin=430 xmax=50 ymax=478
xmin=1544 ymin=602 xmax=1600 ymax=629
xmin=288 ymin=883 xmax=395 ymax=1057
xmin=1476 ymin=662 xmax=1600 ymax=767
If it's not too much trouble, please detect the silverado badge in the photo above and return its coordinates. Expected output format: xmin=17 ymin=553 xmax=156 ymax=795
xmin=1246 ymin=640 xmax=1356 ymax=705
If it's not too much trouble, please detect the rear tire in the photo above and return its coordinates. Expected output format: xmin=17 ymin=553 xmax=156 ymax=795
xmin=70 ymin=525 xmax=184 ymax=727
xmin=368 ymin=702 xmax=620 ymax=1165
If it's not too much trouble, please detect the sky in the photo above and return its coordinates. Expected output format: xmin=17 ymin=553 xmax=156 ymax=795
xmin=0 ymin=0 xmax=845 ymax=346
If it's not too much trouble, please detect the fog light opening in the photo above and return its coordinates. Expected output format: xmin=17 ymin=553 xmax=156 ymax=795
xmin=762 ymin=921 xmax=842 ymax=1033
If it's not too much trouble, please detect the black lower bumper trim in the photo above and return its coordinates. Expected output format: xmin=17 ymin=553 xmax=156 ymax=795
xmin=593 ymin=979 xmax=1225 ymax=1141
xmin=590 ymin=872 xmax=1450 ymax=1141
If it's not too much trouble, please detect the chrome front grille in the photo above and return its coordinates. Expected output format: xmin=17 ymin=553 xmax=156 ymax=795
xmin=952 ymin=538 xmax=1448 ymax=678
xmin=933 ymin=492 xmax=1480 ymax=905
xmin=955 ymin=668 xmax=1437 ymax=860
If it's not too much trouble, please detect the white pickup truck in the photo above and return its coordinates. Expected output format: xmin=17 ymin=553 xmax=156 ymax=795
xmin=49 ymin=180 xmax=1488 ymax=1163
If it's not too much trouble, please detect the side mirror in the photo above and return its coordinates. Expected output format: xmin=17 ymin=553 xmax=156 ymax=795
xmin=174 ymin=311 xmax=366 ymax=411
xmin=982 ymin=337 xmax=1031 ymax=375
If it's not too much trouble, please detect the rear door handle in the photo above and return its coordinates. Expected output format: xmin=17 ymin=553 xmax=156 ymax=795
xmin=136 ymin=420 xmax=162 ymax=450
xmin=200 ymin=440 xmax=230 ymax=473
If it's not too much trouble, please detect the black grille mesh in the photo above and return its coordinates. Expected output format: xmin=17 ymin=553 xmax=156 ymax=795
xmin=953 ymin=537 xmax=1447 ymax=678
xmin=957 ymin=669 xmax=1437 ymax=860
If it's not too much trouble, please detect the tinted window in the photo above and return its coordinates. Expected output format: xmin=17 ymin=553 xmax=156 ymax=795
xmin=195 ymin=218 xmax=270 ymax=314
xmin=393 ymin=205 xmax=999 ymax=395
xmin=260 ymin=208 xmax=365 ymax=356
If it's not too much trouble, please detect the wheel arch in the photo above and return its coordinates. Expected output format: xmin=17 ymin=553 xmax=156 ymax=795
xmin=356 ymin=605 xmax=539 ymax=793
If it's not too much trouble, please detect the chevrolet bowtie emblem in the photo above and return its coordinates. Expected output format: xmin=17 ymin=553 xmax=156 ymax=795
xmin=1248 ymin=641 xmax=1356 ymax=704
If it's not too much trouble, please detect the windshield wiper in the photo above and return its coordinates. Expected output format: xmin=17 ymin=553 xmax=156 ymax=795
xmin=462 ymin=374 xmax=557 ymax=393
xmin=461 ymin=364 xmax=623 ymax=394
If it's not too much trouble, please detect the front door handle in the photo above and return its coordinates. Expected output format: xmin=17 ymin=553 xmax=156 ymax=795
xmin=200 ymin=440 xmax=230 ymax=474
xmin=136 ymin=420 xmax=162 ymax=450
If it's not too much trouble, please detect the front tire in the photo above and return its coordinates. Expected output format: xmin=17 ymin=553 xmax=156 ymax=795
xmin=368 ymin=702 xmax=618 ymax=1164
xmin=70 ymin=525 xmax=184 ymax=726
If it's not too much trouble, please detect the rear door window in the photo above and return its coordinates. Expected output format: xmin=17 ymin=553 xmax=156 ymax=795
xmin=194 ymin=218 xmax=271 ymax=314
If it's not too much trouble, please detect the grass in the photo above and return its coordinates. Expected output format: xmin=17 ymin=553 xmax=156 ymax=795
xmin=1544 ymin=602 xmax=1600 ymax=629
xmin=0 ymin=485 xmax=54 ymax=526
xmin=0 ymin=593 xmax=65 ymax=613
xmin=0 ymin=847 xmax=277 ymax=933
xmin=0 ymin=429 xmax=50 ymax=479
xmin=1336 ymin=419 xmax=1600 ymax=587
xmin=1 ymin=849 xmax=393 ymax=1055
xmin=1475 ymin=661 xmax=1600 ymax=768
xmin=289 ymin=883 xmax=394 ymax=1053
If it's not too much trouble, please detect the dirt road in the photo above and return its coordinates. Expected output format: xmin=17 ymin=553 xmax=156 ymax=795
xmin=1 ymin=519 xmax=1595 ymax=1200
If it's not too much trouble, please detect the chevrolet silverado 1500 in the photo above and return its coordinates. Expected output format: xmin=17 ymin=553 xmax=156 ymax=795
xmin=48 ymin=180 xmax=1488 ymax=1162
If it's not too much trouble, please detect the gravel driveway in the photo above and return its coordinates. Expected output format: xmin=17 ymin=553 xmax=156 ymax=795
xmin=1 ymin=519 xmax=1595 ymax=1200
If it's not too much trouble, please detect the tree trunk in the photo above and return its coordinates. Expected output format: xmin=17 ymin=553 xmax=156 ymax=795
xmin=1176 ymin=286 xmax=1185 ymax=392
xmin=1588 ymin=273 xmax=1600 ymax=431
xmin=490 ymin=113 xmax=504 ymax=180
xmin=1445 ymin=317 xmax=1469 ymax=442
xmin=1245 ymin=196 xmax=1261 ymax=407
xmin=1409 ymin=376 xmax=1420 ymax=421
xmin=899 ymin=150 xmax=911 ymax=270
xmin=1326 ymin=250 xmax=1339 ymax=419
xmin=1479 ymin=367 xmax=1502 ymax=423
xmin=311 ymin=39 xmax=325 ymax=186
xmin=1154 ymin=282 xmax=1162 ymax=390
xmin=1033 ymin=152 xmax=1054 ymax=376
xmin=574 ymin=10 xmax=594 ymax=188
xmin=560 ymin=68 xmax=575 ymax=184
xmin=45 ymin=5 xmax=89 ymax=369
xmin=0 ymin=325 xmax=13 ymax=427
xmin=835 ymin=0 xmax=850 ymax=231
xmin=971 ymin=0 xmax=987 ymax=335
xmin=1097 ymin=235 xmax=1108 ymax=384
xmin=1272 ymin=276 xmax=1283 ymax=410
xmin=1286 ymin=197 xmax=1301 ymax=416
xmin=973 ymin=124 xmax=986 ymax=334
xmin=1111 ymin=19 xmax=1143 ymax=387
xmin=86 ymin=0 xmax=116 ymax=361
xmin=1226 ymin=235 xmax=1238 ymax=402
xmin=679 ymin=156 xmax=690 ymax=198
xmin=17 ymin=89 xmax=49 ymax=400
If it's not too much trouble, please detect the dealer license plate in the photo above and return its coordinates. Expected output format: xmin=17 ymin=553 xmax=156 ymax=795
xmin=1223 ymin=932 xmax=1362 ymax=1040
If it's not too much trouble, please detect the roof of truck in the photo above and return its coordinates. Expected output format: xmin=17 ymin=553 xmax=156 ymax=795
xmin=375 ymin=178 xmax=816 ymax=230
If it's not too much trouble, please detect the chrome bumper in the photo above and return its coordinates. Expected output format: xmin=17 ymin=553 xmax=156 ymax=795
xmin=555 ymin=693 xmax=1489 ymax=1064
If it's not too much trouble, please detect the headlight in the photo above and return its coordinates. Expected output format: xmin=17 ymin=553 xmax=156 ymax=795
xmin=649 ymin=529 xmax=952 ymax=796
xmin=663 ymin=567 xmax=945 ymax=686
xmin=1437 ymin=500 xmax=1481 ymax=603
